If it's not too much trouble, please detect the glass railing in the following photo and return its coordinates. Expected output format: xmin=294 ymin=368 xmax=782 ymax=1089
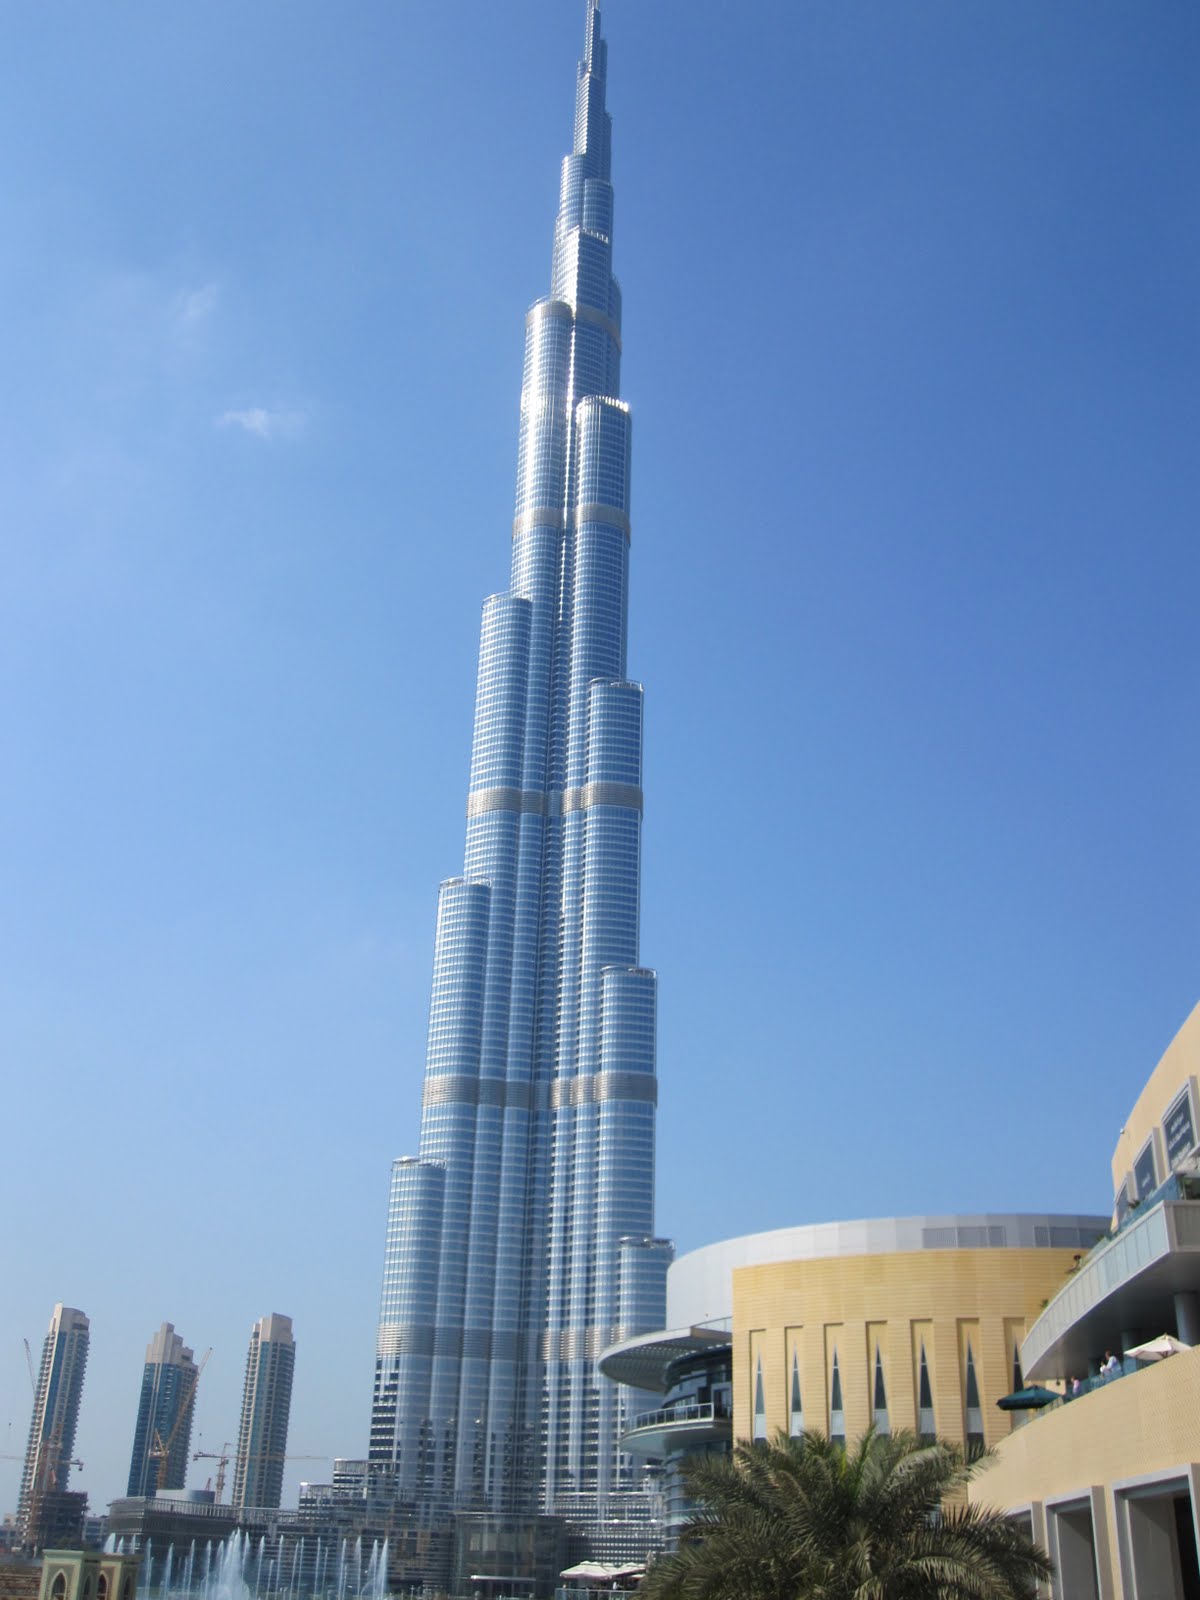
xmin=630 ymin=1400 xmax=724 ymax=1432
xmin=1030 ymin=1358 xmax=1140 ymax=1420
xmin=1115 ymin=1173 xmax=1200 ymax=1237
xmin=555 ymin=1590 xmax=639 ymax=1600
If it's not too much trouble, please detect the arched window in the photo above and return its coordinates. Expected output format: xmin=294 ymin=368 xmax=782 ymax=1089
xmin=752 ymin=1354 xmax=767 ymax=1442
xmin=122 ymin=1580 xmax=134 ymax=1600
xmin=97 ymin=1575 xmax=108 ymax=1600
xmin=51 ymin=1572 xmax=68 ymax=1600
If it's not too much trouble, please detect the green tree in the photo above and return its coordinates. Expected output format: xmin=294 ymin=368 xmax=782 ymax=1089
xmin=639 ymin=1430 xmax=1051 ymax=1600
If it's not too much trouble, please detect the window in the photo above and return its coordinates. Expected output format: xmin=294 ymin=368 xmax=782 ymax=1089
xmin=964 ymin=1341 xmax=984 ymax=1457
xmin=873 ymin=1345 xmax=889 ymax=1435
xmin=752 ymin=1355 xmax=766 ymax=1442
xmin=829 ymin=1351 xmax=845 ymax=1445
xmin=789 ymin=1349 xmax=804 ymax=1438
xmin=51 ymin=1574 xmax=68 ymax=1600
xmin=917 ymin=1342 xmax=935 ymax=1443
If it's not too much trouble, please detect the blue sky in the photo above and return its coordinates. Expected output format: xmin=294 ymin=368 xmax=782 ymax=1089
xmin=2 ymin=0 xmax=1196 ymax=1515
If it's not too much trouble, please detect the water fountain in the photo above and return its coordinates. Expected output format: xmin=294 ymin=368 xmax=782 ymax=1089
xmin=129 ymin=1529 xmax=389 ymax=1600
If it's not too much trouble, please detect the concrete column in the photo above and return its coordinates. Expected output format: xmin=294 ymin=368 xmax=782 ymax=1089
xmin=1031 ymin=1504 xmax=1051 ymax=1600
xmin=1091 ymin=1486 xmax=1116 ymax=1600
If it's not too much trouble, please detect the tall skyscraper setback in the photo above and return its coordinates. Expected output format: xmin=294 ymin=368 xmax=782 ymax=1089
xmin=18 ymin=1304 xmax=90 ymax=1548
xmin=371 ymin=0 xmax=669 ymax=1551
xmin=126 ymin=1322 xmax=199 ymax=1497
xmin=231 ymin=1313 xmax=296 ymax=1511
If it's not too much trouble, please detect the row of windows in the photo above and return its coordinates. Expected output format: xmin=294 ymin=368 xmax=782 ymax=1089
xmin=751 ymin=1335 xmax=1011 ymax=1451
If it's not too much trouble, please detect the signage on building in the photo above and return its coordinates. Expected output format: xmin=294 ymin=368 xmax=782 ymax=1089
xmin=1163 ymin=1083 xmax=1197 ymax=1170
xmin=1134 ymin=1141 xmax=1158 ymax=1200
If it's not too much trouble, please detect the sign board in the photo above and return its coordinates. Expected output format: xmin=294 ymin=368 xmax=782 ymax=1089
xmin=1133 ymin=1140 xmax=1158 ymax=1200
xmin=1163 ymin=1082 xmax=1197 ymax=1170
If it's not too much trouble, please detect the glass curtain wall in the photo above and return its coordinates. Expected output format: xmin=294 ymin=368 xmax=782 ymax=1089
xmin=371 ymin=0 xmax=668 ymax=1540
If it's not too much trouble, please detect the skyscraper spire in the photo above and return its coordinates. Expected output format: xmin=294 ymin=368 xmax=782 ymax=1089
xmin=371 ymin=2 xmax=669 ymax=1575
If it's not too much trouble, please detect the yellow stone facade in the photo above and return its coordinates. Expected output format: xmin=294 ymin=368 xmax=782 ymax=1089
xmin=1110 ymin=1003 xmax=1200 ymax=1216
xmin=968 ymin=1348 xmax=1200 ymax=1600
xmin=732 ymin=1248 xmax=1082 ymax=1451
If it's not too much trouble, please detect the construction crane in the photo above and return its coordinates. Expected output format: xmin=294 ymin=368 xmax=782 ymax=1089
xmin=149 ymin=1348 xmax=211 ymax=1492
xmin=23 ymin=1339 xmax=37 ymax=1396
xmin=191 ymin=1449 xmax=327 ymax=1505
xmin=191 ymin=1441 xmax=234 ymax=1503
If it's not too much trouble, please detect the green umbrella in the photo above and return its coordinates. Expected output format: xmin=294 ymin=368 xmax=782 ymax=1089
xmin=996 ymin=1385 xmax=1059 ymax=1410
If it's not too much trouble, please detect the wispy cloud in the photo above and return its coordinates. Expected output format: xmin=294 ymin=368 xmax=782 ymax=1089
xmin=177 ymin=282 xmax=219 ymax=325
xmin=217 ymin=406 xmax=306 ymax=440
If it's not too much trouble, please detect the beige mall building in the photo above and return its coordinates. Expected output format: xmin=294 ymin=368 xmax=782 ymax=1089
xmin=968 ymin=1002 xmax=1200 ymax=1600
xmin=601 ymin=1003 xmax=1200 ymax=1599
xmin=602 ymin=1211 xmax=1107 ymax=1541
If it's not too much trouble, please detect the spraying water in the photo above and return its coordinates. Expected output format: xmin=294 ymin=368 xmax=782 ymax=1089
xmin=131 ymin=1530 xmax=389 ymax=1600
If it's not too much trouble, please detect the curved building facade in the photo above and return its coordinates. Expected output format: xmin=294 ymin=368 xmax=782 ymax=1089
xmin=969 ymin=1003 xmax=1200 ymax=1600
xmin=370 ymin=0 xmax=668 ymax=1561
xmin=724 ymin=1214 xmax=1105 ymax=1456
xmin=601 ymin=1213 xmax=1106 ymax=1546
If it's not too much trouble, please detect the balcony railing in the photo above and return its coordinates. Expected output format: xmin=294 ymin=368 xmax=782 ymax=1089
xmin=1028 ymin=1358 xmax=1141 ymax=1421
xmin=555 ymin=1590 xmax=639 ymax=1600
xmin=630 ymin=1400 xmax=725 ymax=1432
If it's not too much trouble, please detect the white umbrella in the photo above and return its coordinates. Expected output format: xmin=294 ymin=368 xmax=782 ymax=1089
xmin=1124 ymin=1334 xmax=1191 ymax=1361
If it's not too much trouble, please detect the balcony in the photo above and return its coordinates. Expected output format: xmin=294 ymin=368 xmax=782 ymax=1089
xmin=1021 ymin=1198 xmax=1200 ymax=1381
xmin=632 ymin=1400 xmax=721 ymax=1431
xmin=621 ymin=1399 xmax=732 ymax=1459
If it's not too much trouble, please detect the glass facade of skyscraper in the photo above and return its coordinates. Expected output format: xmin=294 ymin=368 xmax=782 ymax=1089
xmin=126 ymin=1322 xmax=199 ymax=1498
xmin=371 ymin=0 xmax=670 ymax=1548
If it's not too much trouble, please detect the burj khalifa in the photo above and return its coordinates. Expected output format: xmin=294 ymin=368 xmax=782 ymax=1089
xmin=370 ymin=0 xmax=670 ymax=1556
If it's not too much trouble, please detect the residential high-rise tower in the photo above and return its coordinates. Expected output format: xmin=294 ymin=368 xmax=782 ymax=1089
xmin=126 ymin=1322 xmax=199 ymax=1497
xmin=370 ymin=0 xmax=670 ymax=1553
xmin=231 ymin=1313 xmax=295 ymax=1511
xmin=18 ymin=1304 xmax=90 ymax=1551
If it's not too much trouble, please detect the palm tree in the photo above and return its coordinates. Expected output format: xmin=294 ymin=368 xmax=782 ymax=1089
xmin=639 ymin=1429 xmax=1051 ymax=1600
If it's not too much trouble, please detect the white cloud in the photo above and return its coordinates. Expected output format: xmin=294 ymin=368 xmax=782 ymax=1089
xmin=217 ymin=406 xmax=306 ymax=440
xmin=177 ymin=282 xmax=219 ymax=324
